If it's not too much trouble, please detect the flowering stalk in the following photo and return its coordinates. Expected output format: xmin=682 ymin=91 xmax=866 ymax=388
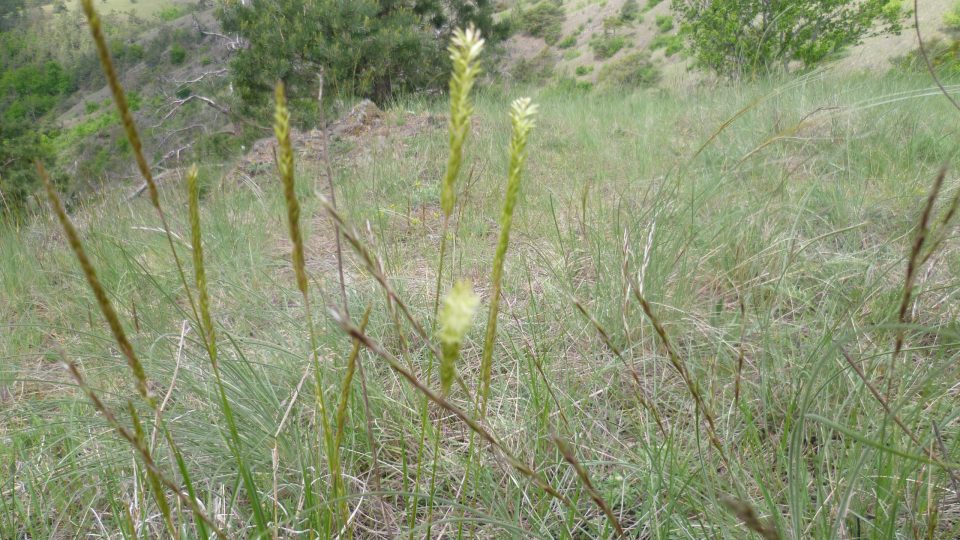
xmin=437 ymin=280 xmax=480 ymax=394
xmin=441 ymin=25 xmax=484 ymax=219
xmin=478 ymin=97 xmax=537 ymax=418
xmin=423 ymin=28 xmax=485 ymax=533
xmin=433 ymin=25 xmax=484 ymax=319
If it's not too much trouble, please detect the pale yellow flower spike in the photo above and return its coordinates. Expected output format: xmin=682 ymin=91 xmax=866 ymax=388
xmin=438 ymin=280 xmax=480 ymax=394
xmin=441 ymin=25 xmax=485 ymax=218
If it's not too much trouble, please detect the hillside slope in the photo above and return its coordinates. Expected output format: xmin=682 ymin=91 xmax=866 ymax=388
xmin=49 ymin=5 xmax=240 ymax=196
xmin=4 ymin=0 xmax=957 ymax=208
xmin=499 ymin=0 xmax=957 ymax=87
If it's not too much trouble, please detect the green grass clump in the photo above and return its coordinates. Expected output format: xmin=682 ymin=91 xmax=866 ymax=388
xmin=650 ymin=32 xmax=683 ymax=56
xmin=169 ymin=42 xmax=186 ymax=65
xmin=598 ymin=51 xmax=660 ymax=88
xmin=156 ymin=5 xmax=183 ymax=22
xmin=590 ymin=33 xmax=628 ymax=59
xmin=946 ymin=1 xmax=960 ymax=31
xmin=655 ymin=14 xmax=674 ymax=32
xmin=557 ymin=34 xmax=578 ymax=48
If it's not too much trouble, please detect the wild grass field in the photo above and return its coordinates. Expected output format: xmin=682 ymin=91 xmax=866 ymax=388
xmin=2 ymin=34 xmax=960 ymax=539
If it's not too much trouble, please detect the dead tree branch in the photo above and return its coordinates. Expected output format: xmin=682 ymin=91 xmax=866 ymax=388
xmin=153 ymin=95 xmax=230 ymax=128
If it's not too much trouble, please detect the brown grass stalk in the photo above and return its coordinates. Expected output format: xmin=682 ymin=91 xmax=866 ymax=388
xmin=552 ymin=434 xmax=626 ymax=538
xmin=62 ymin=357 xmax=226 ymax=539
xmin=629 ymin=277 xmax=729 ymax=464
xmin=274 ymin=79 xmax=347 ymax=526
xmin=39 ymin=162 xmax=153 ymax=404
xmin=571 ymin=298 xmax=666 ymax=436
xmin=328 ymin=308 xmax=571 ymax=506
xmin=79 ymin=0 xmax=203 ymax=337
xmin=892 ymin=165 xmax=948 ymax=372
xmin=720 ymin=495 xmax=780 ymax=540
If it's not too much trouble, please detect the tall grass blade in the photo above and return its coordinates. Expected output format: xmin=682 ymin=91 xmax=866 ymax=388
xmin=60 ymin=357 xmax=226 ymax=538
xmin=187 ymin=163 xmax=269 ymax=532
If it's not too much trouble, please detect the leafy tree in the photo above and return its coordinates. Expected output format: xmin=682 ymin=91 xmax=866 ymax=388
xmin=1 ymin=61 xmax=74 ymax=121
xmin=217 ymin=0 xmax=500 ymax=113
xmin=0 ymin=0 xmax=24 ymax=25
xmin=0 ymin=57 xmax=74 ymax=214
xmin=0 ymin=123 xmax=56 ymax=214
xmin=673 ymin=0 xmax=905 ymax=76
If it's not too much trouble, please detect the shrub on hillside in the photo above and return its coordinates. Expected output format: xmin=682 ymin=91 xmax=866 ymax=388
xmin=157 ymin=6 xmax=183 ymax=22
xmin=650 ymin=33 xmax=683 ymax=56
xmin=111 ymin=40 xmax=144 ymax=66
xmin=946 ymin=2 xmax=960 ymax=32
xmin=892 ymin=37 xmax=960 ymax=76
xmin=557 ymin=34 xmax=577 ymax=48
xmin=673 ymin=0 xmax=905 ymax=76
xmin=511 ymin=47 xmax=557 ymax=83
xmin=590 ymin=33 xmax=627 ymax=59
xmin=519 ymin=2 xmax=565 ymax=45
xmin=552 ymin=75 xmax=593 ymax=93
xmin=597 ymin=51 xmax=660 ymax=89
xmin=620 ymin=0 xmax=640 ymax=22
xmin=169 ymin=43 xmax=187 ymax=65
xmin=218 ymin=0 xmax=501 ymax=112
xmin=655 ymin=14 xmax=673 ymax=32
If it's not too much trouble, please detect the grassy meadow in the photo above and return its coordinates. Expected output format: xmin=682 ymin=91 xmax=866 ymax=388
xmin=2 ymin=66 xmax=960 ymax=538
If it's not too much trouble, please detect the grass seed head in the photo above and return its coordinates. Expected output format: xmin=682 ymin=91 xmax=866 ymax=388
xmin=438 ymin=279 xmax=480 ymax=394
xmin=478 ymin=97 xmax=537 ymax=417
xmin=441 ymin=25 xmax=484 ymax=218
xmin=274 ymin=81 xmax=307 ymax=295
xmin=187 ymin=164 xmax=217 ymax=364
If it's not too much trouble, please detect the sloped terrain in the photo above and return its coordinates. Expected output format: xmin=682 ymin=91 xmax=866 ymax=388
xmin=49 ymin=6 xmax=241 ymax=196
xmin=499 ymin=0 xmax=958 ymax=87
